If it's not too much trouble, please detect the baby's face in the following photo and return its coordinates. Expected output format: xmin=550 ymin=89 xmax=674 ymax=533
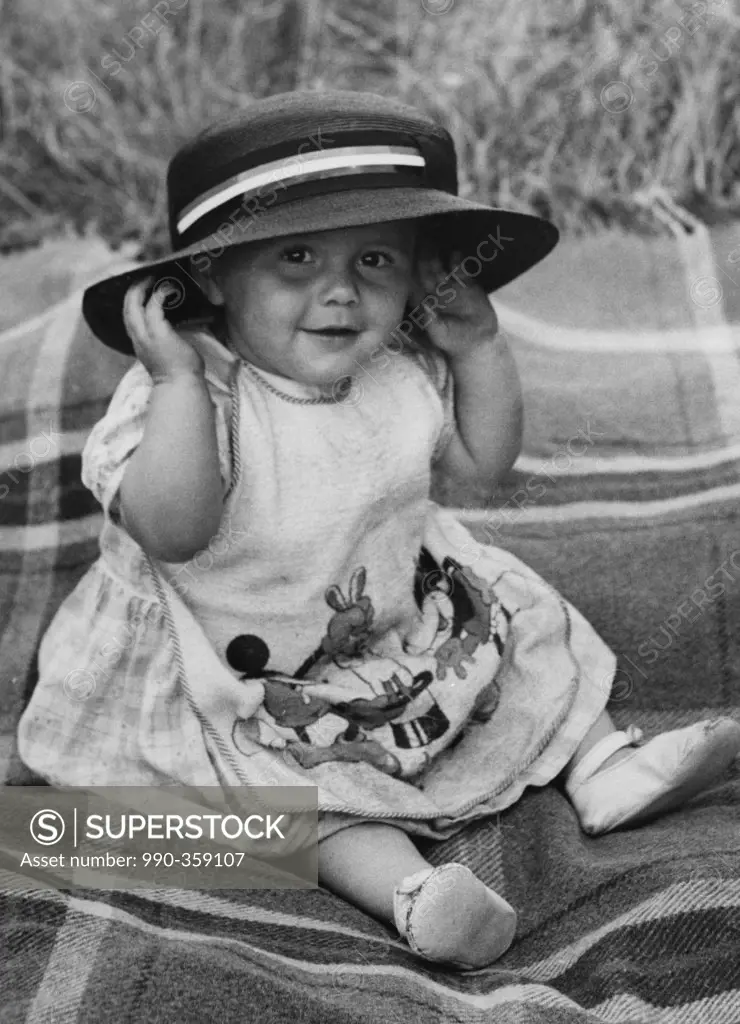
xmin=202 ymin=221 xmax=417 ymax=388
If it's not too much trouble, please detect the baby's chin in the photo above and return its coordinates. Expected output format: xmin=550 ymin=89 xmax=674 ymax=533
xmin=296 ymin=334 xmax=378 ymax=376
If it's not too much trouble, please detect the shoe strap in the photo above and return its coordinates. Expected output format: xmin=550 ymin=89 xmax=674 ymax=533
xmin=393 ymin=867 xmax=435 ymax=939
xmin=566 ymin=725 xmax=644 ymax=791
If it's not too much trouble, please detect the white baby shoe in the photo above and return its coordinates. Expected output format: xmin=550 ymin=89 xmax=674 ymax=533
xmin=565 ymin=717 xmax=740 ymax=836
xmin=393 ymin=862 xmax=517 ymax=970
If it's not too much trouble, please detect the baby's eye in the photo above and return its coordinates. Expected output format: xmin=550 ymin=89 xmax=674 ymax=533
xmin=360 ymin=251 xmax=394 ymax=269
xmin=279 ymin=246 xmax=313 ymax=264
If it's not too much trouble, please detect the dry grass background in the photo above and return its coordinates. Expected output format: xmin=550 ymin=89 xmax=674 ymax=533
xmin=1 ymin=0 xmax=739 ymax=258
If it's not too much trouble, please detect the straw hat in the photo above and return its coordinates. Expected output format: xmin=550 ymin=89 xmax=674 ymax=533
xmin=83 ymin=89 xmax=559 ymax=354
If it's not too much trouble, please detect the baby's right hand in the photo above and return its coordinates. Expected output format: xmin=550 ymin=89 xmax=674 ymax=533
xmin=123 ymin=278 xmax=205 ymax=384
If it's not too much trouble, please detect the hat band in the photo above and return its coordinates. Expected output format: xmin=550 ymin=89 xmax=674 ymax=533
xmin=176 ymin=144 xmax=425 ymax=236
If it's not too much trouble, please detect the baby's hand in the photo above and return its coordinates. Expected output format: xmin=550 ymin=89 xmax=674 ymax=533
xmin=123 ymin=278 xmax=205 ymax=384
xmin=411 ymin=249 xmax=499 ymax=360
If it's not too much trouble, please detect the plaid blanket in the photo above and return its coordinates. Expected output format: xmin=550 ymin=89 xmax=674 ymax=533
xmin=1 ymin=224 xmax=740 ymax=1023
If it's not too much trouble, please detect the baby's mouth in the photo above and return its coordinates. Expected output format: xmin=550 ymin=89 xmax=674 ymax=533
xmin=303 ymin=327 xmax=361 ymax=343
xmin=305 ymin=325 xmax=360 ymax=333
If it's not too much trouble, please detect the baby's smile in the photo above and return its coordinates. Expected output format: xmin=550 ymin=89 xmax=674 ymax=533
xmin=301 ymin=325 xmax=363 ymax=342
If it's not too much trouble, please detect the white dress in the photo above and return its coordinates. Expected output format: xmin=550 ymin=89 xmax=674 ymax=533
xmin=17 ymin=329 xmax=613 ymax=841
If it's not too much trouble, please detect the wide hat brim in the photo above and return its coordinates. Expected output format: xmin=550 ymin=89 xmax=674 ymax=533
xmin=83 ymin=186 xmax=558 ymax=355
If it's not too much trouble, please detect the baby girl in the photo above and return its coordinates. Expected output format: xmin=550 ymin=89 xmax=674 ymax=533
xmin=18 ymin=89 xmax=740 ymax=970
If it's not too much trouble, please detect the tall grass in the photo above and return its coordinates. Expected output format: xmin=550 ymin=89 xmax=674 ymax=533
xmin=1 ymin=0 xmax=739 ymax=256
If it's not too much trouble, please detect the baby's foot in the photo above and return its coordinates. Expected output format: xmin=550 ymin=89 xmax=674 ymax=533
xmin=566 ymin=717 xmax=740 ymax=835
xmin=393 ymin=862 xmax=517 ymax=969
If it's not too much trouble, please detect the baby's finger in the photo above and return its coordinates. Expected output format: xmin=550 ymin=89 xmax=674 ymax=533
xmin=140 ymin=282 xmax=196 ymax=352
xmin=447 ymin=249 xmax=466 ymax=277
xmin=143 ymin=282 xmax=180 ymax=333
xmin=122 ymin=277 xmax=154 ymax=349
xmin=142 ymin=284 xmax=205 ymax=375
xmin=416 ymin=255 xmax=446 ymax=298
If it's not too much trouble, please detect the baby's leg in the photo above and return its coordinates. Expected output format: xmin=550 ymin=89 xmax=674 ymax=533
xmin=319 ymin=823 xmax=517 ymax=969
xmin=319 ymin=821 xmax=429 ymax=922
xmin=563 ymin=710 xmax=740 ymax=835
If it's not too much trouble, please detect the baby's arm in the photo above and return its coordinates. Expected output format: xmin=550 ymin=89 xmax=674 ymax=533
xmin=440 ymin=329 xmax=523 ymax=497
xmin=414 ymin=253 xmax=523 ymax=499
xmin=117 ymin=280 xmax=224 ymax=562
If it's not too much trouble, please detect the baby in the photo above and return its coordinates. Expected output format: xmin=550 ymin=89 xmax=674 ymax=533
xmin=18 ymin=89 xmax=740 ymax=970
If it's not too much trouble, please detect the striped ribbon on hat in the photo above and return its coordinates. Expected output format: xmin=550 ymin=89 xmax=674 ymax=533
xmin=176 ymin=144 xmax=426 ymax=236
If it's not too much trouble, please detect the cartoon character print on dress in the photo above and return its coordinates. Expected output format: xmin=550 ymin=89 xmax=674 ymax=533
xmin=298 ymin=568 xmax=451 ymax=754
xmin=227 ymin=568 xmax=446 ymax=777
xmin=227 ymin=633 xmax=402 ymax=775
xmin=227 ymin=555 xmax=511 ymax=777
xmin=405 ymin=547 xmax=511 ymax=728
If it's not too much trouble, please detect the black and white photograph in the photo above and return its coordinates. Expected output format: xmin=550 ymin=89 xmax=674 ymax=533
xmin=1 ymin=1 xmax=739 ymax=1020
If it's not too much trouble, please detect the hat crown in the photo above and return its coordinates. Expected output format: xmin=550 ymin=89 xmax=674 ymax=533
xmin=167 ymin=90 xmax=458 ymax=244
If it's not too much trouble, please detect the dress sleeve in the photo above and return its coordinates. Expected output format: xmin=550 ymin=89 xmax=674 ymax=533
xmin=81 ymin=361 xmax=234 ymax=524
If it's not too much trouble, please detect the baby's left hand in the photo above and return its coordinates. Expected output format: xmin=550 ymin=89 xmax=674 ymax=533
xmin=410 ymin=250 xmax=499 ymax=359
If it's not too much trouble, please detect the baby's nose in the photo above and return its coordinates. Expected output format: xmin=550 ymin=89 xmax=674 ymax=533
xmin=320 ymin=269 xmax=360 ymax=304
